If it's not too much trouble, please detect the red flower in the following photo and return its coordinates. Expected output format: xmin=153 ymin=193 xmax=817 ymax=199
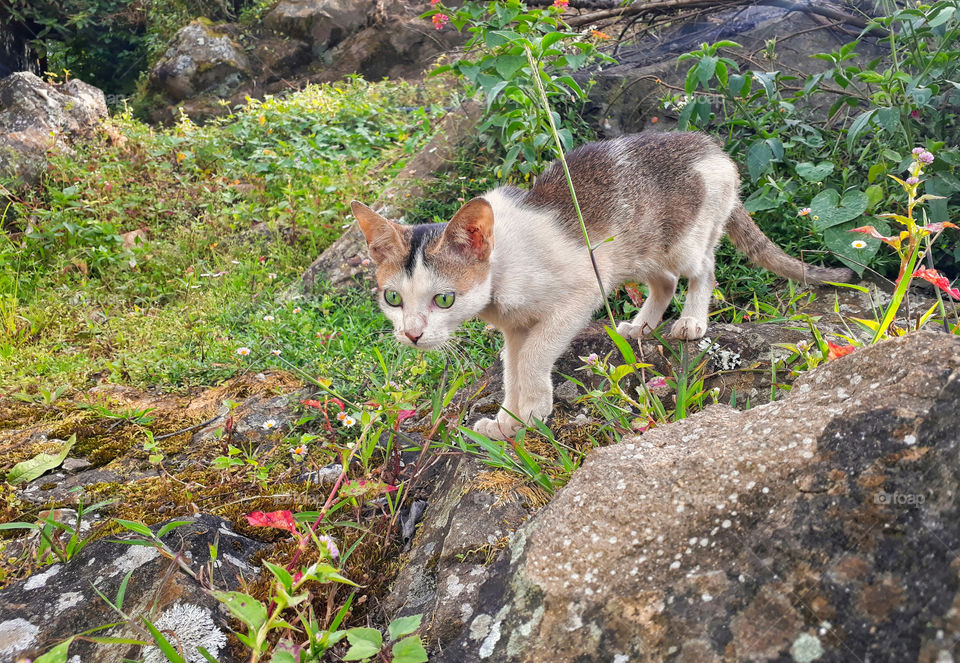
xmin=432 ymin=13 xmax=449 ymax=29
xmin=301 ymin=399 xmax=323 ymax=409
xmin=246 ymin=510 xmax=298 ymax=534
xmin=827 ymin=341 xmax=856 ymax=361
xmin=913 ymin=267 xmax=960 ymax=300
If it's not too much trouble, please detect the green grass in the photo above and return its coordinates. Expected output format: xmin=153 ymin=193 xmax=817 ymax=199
xmin=0 ymin=77 xmax=499 ymax=397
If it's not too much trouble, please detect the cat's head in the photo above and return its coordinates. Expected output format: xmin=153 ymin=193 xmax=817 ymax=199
xmin=351 ymin=199 xmax=494 ymax=350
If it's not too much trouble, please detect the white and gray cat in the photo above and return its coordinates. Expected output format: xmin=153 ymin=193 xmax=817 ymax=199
xmin=352 ymin=132 xmax=851 ymax=440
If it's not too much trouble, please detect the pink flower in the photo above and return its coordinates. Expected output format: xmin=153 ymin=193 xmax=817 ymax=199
xmin=910 ymin=109 xmax=920 ymax=119
xmin=646 ymin=376 xmax=668 ymax=389
xmin=432 ymin=13 xmax=449 ymax=29
xmin=553 ymin=0 xmax=569 ymax=8
xmin=798 ymin=207 xmax=811 ymax=217
xmin=584 ymin=353 xmax=599 ymax=366
xmin=906 ymin=176 xmax=919 ymax=186
xmin=317 ymin=535 xmax=340 ymax=559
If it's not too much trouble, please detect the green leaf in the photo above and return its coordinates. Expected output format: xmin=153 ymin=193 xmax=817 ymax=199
xmin=7 ymin=434 xmax=75 ymax=484
xmin=541 ymin=31 xmax=567 ymax=50
xmin=746 ymin=140 xmax=773 ymax=181
xmin=494 ymin=54 xmax=525 ymax=79
xmin=143 ymin=619 xmax=186 ymax=663
xmin=113 ymin=519 xmax=154 ymax=538
xmin=697 ymin=56 xmax=717 ymax=88
xmin=389 ymin=614 xmax=423 ymax=641
xmin=864 ymin=184 xmax=884 ymax=210
xmin=343 ymin=628 xmax=383 ymax=661
xmin=156 ymin=520 xmax=193 ymax=539
xmin=846 ymin=108 xmax=876 ymax=150
xmin=211 ymin=591 xmax=267 ymax=632
xmin=263 ymin=560 xmax=294 ymax=592
xmin=392 ymin=635 xmax=429 ymax=663
xmin=809 ymin=189 xmax=869 ymax=230
xmin=875 ymin=106 xmax=902 ymax=136
xmin=34 ymin=638 xmax=74 ymax=663
xmin=197 ymin=646 xmax=220 ymax=663
xmin=867 ymin=162 xmax=886 ymax=183
xmin=795 ymin=161 xmax=834 ymax=182
xmin=116 ymin=568 xmax=134 ymax=611
xmin=0 ymin=521 xmax=39 ymax=532
xmin=604 ymin=325 xmax=636 ymax=364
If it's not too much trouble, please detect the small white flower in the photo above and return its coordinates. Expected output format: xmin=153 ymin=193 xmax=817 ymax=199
xmin=263 ymin=315 xmax=275 ymax=322
xmin=262 ymin=419 xmax=278 ymax=430
xmin=270 ymin=349 xmax=281 ymax=356
xmin=851 ymin=239 xmax=868 ymax=250
xmin=268 ymin=273 xmax=277 ymax=280
xmin=236 ymin=347 xmax=251 ymax=356
xmin=292 ymin=307 xmax=302 ymax=314
xmin=342 ymin=415 xmax=356 ymax=428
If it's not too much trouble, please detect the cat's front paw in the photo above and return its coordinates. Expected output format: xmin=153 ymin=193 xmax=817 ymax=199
xmin=617 ymin=320 xmax=653 ymax=340
xmin=668 ymin=316 xmax=707 ymax=340
xmin=472 ymin=414 xmax=522 ymax=441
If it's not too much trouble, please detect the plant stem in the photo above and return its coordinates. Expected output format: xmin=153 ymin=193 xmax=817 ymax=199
xmin=523 ymin=44 xmax=616 ymax=327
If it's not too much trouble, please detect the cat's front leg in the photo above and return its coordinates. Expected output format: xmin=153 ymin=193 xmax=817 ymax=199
xmin=473 ymin=313 xmax=589 ymax=440
xmin=473 ymin=329 xmax=523 ymax=440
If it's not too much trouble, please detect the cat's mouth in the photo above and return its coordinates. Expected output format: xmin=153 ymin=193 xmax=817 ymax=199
xmin=397 ymin=334 xmax=443 ymax=350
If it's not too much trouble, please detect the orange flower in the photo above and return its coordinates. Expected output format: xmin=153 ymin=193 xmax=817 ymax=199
xmin=590 ymin=29 xmax=610 ymax=40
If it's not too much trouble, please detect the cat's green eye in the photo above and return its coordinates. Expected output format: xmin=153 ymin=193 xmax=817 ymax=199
xmin=434 ymin=292 xmax=455 ymax=309
xmin=384 ymin=290 xmax=402 ymax=307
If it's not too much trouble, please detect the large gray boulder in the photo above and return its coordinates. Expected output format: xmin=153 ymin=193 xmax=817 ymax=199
xmin=264 ymin=0 xmax=368 ymax=52
xmin=149 ymin=20 xmax=252 ymax=103
xmin=0 ymin=72 xmax=107 ymax=186
xmin=426 ymin=330 xmax=960 ymax=661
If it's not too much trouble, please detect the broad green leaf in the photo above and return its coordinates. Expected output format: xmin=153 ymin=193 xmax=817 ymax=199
xmin=392 ymin=635 xmax=429 ymax=663
xmin=211 ymin=591 xmax=267 ymax=632
xmin=823 ymin=217 xmax=890 ymax=275
xmin=867 ymin=162 xmax=886 ymax=183
xmin=746 ymin=140 xmax=773 ymax=181
xmin=7 ymin=434 xmax=75 ymax=485
xmin=795 ymin=161 xmax=834 ymax=182
xmin=494 ymin=54 xmax=525 ymax=79
xmin=343 ymin=627 xmax=383 ymax=661
xmin=388 ymin=614 xmax=423 ymax=640
xmin=809 ymin=189 xmax=869 ymax=230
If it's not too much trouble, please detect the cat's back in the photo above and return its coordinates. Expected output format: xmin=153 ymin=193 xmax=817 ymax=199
xmin=517 ymin=132 xmax=733 ymax=237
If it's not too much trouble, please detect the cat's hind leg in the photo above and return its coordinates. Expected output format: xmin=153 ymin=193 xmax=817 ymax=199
xmin=616 ymin=272 xmax=678 ymax=339
xmin=669 ymin=256 xmax=714 ymax=340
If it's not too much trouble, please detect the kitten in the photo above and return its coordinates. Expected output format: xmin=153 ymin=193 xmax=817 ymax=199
xmin=352 ymin=131 xmax=851 ymax=440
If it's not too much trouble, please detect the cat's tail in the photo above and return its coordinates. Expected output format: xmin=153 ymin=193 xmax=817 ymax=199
xmin=725 ymin=205 xmax=854 ymax=284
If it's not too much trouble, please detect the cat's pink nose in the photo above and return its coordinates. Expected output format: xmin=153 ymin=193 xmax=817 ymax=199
xmin=405 ymin=330 xmax=423 ymax=344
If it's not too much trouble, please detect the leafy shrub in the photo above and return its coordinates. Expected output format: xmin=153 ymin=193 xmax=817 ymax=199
xmin=426 ymin=0 xmax=610 ymax=178
xmin=673 ymin=1 xmax=960 ymax=279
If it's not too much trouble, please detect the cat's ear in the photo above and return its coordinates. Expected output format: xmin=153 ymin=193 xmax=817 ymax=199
xmin=437 ymin=198 xmax=494 ymax=262
xmin=352 ymin=201 xmax=406 ymax=264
